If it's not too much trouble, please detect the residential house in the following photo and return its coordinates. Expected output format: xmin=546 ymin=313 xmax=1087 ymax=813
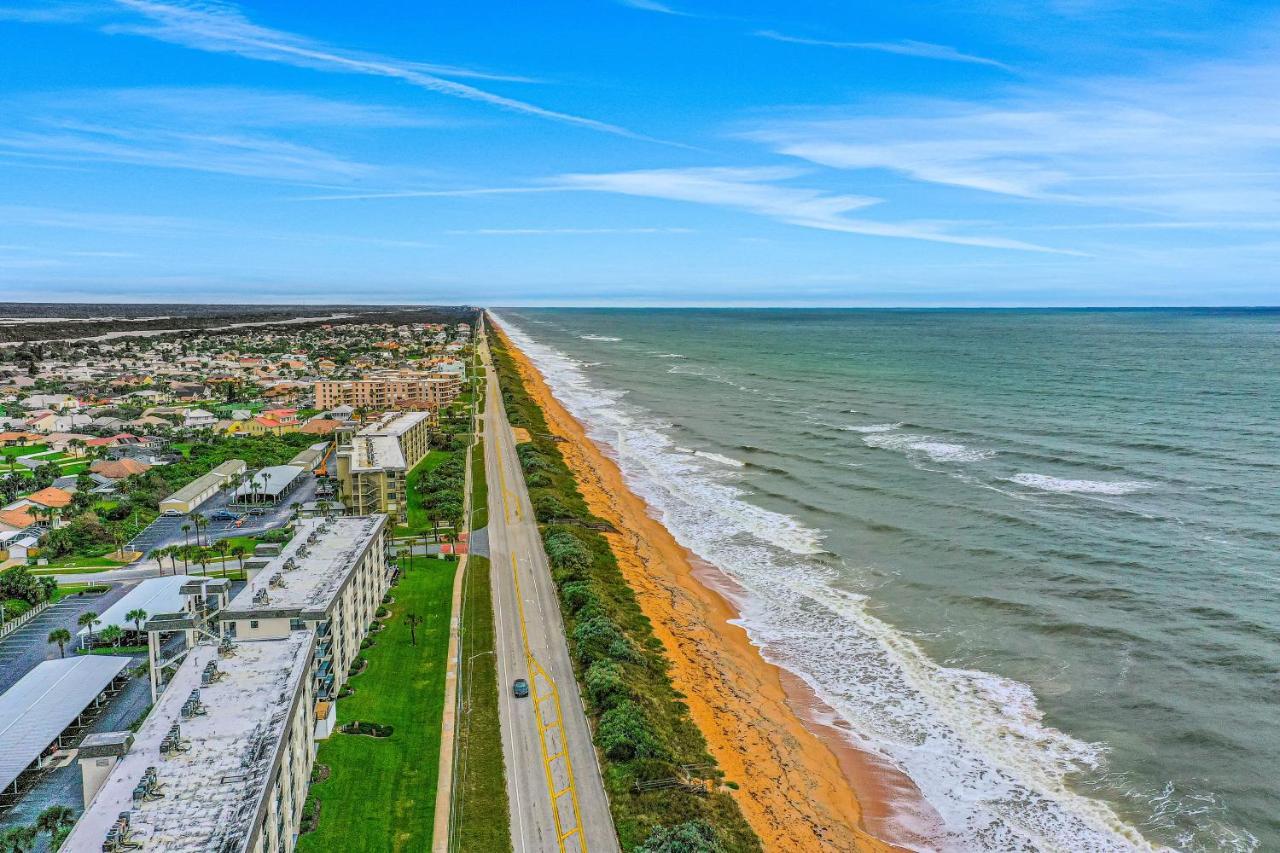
xmin=183 ymin=409 xmax=217 ymax=430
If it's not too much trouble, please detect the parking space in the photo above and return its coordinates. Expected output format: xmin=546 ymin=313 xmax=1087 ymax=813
xmin=0 ymin=585 xmax=131 ymax=693
xmin=128 ymin=473 xmax=320 ymax=556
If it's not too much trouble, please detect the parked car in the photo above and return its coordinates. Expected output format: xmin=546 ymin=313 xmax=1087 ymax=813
xmin=512 ymin=678 xmax=529 ymax=698
xmin=209 ymin=509 xmax=242 ymax=521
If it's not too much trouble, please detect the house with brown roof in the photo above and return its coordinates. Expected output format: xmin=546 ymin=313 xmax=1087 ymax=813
xmin=299 ymin=419 xmax=340 ymax=436
xmin=0 ymin=506 xmax=39 ymax=532
xmin=26 ymin=487 xmax=73 ymax=509
xmin=90 ymin=458 xmax=152 ymax=480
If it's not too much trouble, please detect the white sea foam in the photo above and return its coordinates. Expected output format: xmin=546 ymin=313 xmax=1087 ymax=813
xmin=1011 ymin=474 xmax=1154 ymax=495
xmin=864 ymin=432 xmax=997 ymax=463
xmin=492 ymin=312 xmax=1160 ymax=853
xmin=651 ymin=352 xmax=686 ymax=358
xmin=579 ymin=334 xmax=621 ymax=341
xmin=841 ymin=422 xmax=903 ymax=434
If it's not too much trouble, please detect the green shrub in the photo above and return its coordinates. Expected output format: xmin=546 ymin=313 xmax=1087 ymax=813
xmin=584 ymin=660 xmax=627 ymax=711
xmin=636 ymin=820 xmax=727 ymax=853
xmin=597 ymin=699 xmax=661 ymax=761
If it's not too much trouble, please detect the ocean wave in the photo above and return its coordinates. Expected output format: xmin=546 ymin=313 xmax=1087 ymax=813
xmin=580 ymin=334 xmax=621 ymax=341
xmin=675 ymin=445 xmax=747 ymax=466
xmin=841 ymin=422 xmax=903 ymax=434
xmin=1011 ymin=474 xmax=1153 ymax=495
xmin=864 ymin=432 xmax=997 ymax=463
xmin=650 ymin=352 xmax=686 ymax=358
xmin=493 ymin=312 xmax=1160 ymax=853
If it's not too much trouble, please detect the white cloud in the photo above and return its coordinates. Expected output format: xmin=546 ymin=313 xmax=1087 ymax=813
xmin=756 ymin=30 xmax=1013 ymax=71
xmin=552 ymin=167 xmax=1072 ymax=252
xmin=615 ymin=0 xmax=689 ymax=16
xmin=104 ymin=0 xmax=652 ymax=140
xmin=749 ymin=52 xmax=1280 ymax=219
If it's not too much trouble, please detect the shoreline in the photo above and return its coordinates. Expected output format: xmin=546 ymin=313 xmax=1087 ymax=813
xmin=497 ymin=323 xmax=928 ymax=852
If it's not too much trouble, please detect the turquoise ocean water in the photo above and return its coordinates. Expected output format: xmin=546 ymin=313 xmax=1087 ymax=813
xmin=494 ymin=308 xmax=1278 ymax=853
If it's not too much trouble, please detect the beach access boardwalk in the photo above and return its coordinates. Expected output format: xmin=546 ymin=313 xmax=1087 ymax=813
xmin=480 ymin=340 xmax=619 ymax=853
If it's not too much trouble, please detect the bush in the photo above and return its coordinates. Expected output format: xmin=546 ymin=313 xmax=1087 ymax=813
xmin=570 ymin=615 xmax=626 ymax=666
xmin=543 ymin=530 xmax=591 ymax=577
xmin=585 ymin=660 xmax=627 ymax=711
xmin=636 ymin=820 xmax=727 ymax=853
xmin=597 ymin=700 xmax=661 ymax=761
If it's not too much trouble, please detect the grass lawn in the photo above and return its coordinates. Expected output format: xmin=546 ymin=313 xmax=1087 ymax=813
xmin=470 ymin=440 xmax=487 ymax=531
xmin=450 ymin=556 xmax=510 ymax=852
xmin=401 ymin=449 xmax=452 ymax=535
xmin=51 ymin=583 xmax=111 ymax=601
xmin=300 ymin=555 xmax=454 ymax=853
xmin=169 ymin=442 xmax=195 ymax=458
xmin=0 ymin=445 xmax=46 ymax=458
xmin=37 ymin=555 xmax=129 ymax=572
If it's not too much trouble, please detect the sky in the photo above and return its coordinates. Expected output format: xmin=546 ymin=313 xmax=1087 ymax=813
xmin=1 ymin=1 xmax=1279 ymax=306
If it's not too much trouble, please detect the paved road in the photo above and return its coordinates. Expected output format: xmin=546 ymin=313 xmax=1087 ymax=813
xmin=481 ymin=335 xmax=619 ymax=853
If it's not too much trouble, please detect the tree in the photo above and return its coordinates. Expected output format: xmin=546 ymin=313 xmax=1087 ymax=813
xmin=230 ymin=544 xmax=247 ymax=577
xmin=36 ymin=575 xmax=57 ymax=603
xmin=596 ymin=699 xmax=661 ymax=761
xmin=47 ymin=628 xmax=71 ymax=658
xmin=99 ymin=624 xmax=124 ymax=648
xmin=405 ymin=612 xmax=422 ymax=645
xmin=181 ymin=521 xmax=192 ymax=548
xmin=0 ymin=825 xmax=36 ymax=853
xmin=34 ymin=806 xmax=74 ymax=847
xmin=126 ymin=608 xmax=148 ymax=637
xmin=77 ymin=611 xmax=100 ymax=646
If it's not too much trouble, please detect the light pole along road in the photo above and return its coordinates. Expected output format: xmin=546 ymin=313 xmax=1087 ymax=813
xmin=480 ymin=331 xmax=620 ymax=853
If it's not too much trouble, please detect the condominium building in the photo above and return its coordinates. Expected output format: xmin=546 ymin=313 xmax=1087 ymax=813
xmin=314 ymin=372 xmax=462 ymax=411
xmin=333 ymin=411 xmax=433 ymax=523
xmin=64 ymin=633 xmax=316 ymax=853
xmin=219 ymin=514 xmax=391 ymax=736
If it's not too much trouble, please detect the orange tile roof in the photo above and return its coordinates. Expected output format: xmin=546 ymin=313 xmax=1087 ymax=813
xmin=26 ymin=487 xmax=72 ymax=508
xmin=0 ymin=508 xmax=37 ymax=528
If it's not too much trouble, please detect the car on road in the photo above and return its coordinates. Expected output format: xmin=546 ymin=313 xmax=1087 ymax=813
xmin=512 ymin=678 xmax=529 ymax=698
xmin=209 ymin=509 xmax=243 ymax=521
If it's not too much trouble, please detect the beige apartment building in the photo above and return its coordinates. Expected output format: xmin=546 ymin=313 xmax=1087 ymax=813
xmin=65 ymin=632 xmax=317 ymax=853
xmin=314 ymin=373 xmax=462 ymax=411
xmin=219 ymin=514 xmax=390 ymax=736
xmin=333 ymin=411 xmax=433 ymax=523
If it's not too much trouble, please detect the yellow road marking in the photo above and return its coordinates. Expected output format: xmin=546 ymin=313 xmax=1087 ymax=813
xmin=510 ymin=551 xmax=587 ymax=852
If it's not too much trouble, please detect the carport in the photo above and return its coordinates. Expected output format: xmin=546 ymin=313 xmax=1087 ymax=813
xmin=0 ymin=655 xmax=132 ymax=805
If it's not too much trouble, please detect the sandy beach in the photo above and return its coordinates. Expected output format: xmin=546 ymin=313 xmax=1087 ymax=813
xmin=498 ymin=326 xmax=927 ymax=853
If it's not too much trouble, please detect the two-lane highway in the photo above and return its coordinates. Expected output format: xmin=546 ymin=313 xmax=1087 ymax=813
xmin=481 ymin=330 xmax=619 ymax=853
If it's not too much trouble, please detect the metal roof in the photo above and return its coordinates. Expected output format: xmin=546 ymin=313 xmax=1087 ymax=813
xmin=233 ymin=464 xmax=304 ymax=499
xmin=0 ymin=655 xmax=132 ymax=792
xmin=79 ymin=575 xmax=191 ymax=636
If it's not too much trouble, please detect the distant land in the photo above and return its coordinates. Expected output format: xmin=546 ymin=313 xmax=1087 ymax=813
xmin=0 ymin=303 xmax=477 ymax=344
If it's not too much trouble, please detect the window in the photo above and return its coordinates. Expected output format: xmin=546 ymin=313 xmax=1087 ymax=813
xmin=289 ymin=618 xmax=305 ymax=631
xmin=250 ymin=620 xmax=259 ymax=629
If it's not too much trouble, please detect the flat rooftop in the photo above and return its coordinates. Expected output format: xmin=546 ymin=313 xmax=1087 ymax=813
xmin=79 ymin=575 xmax=190 ymax=636
xmin=347 ymin=411 xmax=430 ymax=473
xmin=62 ymin=634 xmax=313 ymax=853
xmin=0 ymin=655 xmax=132 ymax=792
xmin=221 ymin=515 xmax=385 ymax=619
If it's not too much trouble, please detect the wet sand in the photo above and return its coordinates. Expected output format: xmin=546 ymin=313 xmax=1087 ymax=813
xmin=497 ymin=325 xmax=931 ymax=853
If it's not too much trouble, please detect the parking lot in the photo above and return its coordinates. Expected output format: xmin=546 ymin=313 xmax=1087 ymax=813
xmin=129 ymin=472 xmax=319 ymax=555
xmin=0 ymin=585 xmax=132 ymax=693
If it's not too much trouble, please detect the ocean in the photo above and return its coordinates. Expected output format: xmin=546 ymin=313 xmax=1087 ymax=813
xmin=493 ymin=308 xmax=1279 ymax=853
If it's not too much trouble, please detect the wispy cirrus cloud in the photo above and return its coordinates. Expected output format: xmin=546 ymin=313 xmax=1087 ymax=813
xmin=756 ymin=30 xmax=1013 ymax=71
xmin=748 ymin=52 xmax=1280 ymax=220
xmin=615 ymin=0 xmax=690 ymax=16
xmin=102 ymin=0 xmax=654 ymax=140
xmin=447 ymin=227 xmax=694 ymax=235
xmin=0 ymin=87 xmax=448 ymax=183
xmin=303 ymin=166 xmax=1071 ymax=252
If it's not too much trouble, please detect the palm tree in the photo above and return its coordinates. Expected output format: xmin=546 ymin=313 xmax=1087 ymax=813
xmin=216 ymin=538 xmax=230 ymax=571
xmin=77 ymin=611 xmax=100 ymax=647
xmin=0 ymin=825 xmax=36 ymax=852
xmin=181 ymin=521 xmax=192 ymax=549
xmin=37 ymin=575 xmax=57 ymax=602
xmin=35 ymin=805 xmax=74 ymax=847
xmin=99 ymin=624 xmax=123 ymax=648
xmin=230 ymin=544 xmax=247 ymax=578
xmin=193 ymin=515 xmax=209 ymax=547
xmin=178 ymin=545 xmax=191 ymax=575
xmin=47 ymin=628 xmax=71 ymax=658
xmin=126 ymin=608 xmax=148 ymax=639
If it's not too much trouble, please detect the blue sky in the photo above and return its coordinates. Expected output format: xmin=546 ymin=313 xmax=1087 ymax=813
xmin=1 ymin=1 xmax=1278 ymax=305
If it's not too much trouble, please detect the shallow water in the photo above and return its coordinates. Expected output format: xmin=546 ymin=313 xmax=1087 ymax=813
xmin=495 ymin=307 xmax=1280 ymax=852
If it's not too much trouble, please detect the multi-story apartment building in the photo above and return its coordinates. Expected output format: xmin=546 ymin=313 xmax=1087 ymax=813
xmin=219 ymin=514 xmax=390 ymax=736
xmin=333 ymin=412 xmax=433 ymax=523
xmin=64 ymin=632 xmax=316 ymax=853
xmin=314 ymin=372 xmax=462 ymax=411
